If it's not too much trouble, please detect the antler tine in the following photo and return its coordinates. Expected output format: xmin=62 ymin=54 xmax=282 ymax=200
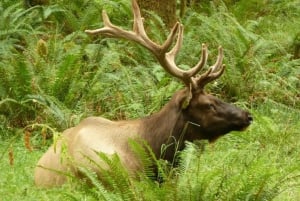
xmin=85 ymin=0 xmax=160 ymax=53
xmin=193 ymin=46 xmax=225 ymax=89
xmin=167 ymin=24 xmax=184 ymax=59
xmin=187 ymin=43 xmax=208 ymax=77
xmin=132 ymin=0 xmax=145 ymax=36
xmin=85 ymin=10 xmax=111 ymax=35
xmin=164 ymin=27 xmax=208 ymax=85
xmin=161 ymin=22 xmax=180 ymax=52
xmin=85 ymin=10 xmax=134 ymax=39
xmin=210 ymin=46 xmax=223 ymax=73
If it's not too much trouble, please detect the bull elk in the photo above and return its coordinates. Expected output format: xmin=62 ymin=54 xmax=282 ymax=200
xmin=34 ymin=0 xmax=252 ymax=187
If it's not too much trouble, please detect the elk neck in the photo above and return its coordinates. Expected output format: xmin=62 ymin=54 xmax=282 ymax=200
xmin=139 ymin=89 xmax=196 ymax=162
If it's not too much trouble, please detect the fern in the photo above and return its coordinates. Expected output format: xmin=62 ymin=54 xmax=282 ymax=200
xmin=51 ymin=54 xmax=77 ymax=102
xmin=78 ymin=166 xmax=121 ymax=201
xmin=24 ymin=94 xmax=73 ymax=129
xmin=77 ymin=151 xmax=139 ymax=201
xmin=13 ymin=61 xmax=33 ymax=99
xmin=128 ymin=139 xmax=157 ymax=179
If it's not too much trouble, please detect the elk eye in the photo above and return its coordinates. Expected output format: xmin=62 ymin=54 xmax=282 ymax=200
xmin=208 ymin=104 xmax=216 ymax=110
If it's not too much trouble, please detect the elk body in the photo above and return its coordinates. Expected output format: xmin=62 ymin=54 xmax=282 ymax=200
xmin=34 ymin=0 xmax=252 ymax=187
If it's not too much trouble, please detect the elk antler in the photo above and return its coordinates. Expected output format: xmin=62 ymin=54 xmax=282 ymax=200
xmin=85 ymin=0 xmax=225 ymax=90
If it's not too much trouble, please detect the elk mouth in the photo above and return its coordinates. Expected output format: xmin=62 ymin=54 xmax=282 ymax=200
xmin=235 ymin=124 xmax=251 ymax=131
xmin=233 ymin=113 xmax=253 ymax=131
xmin=207 ymin=124 xmax=250 ymax=143
xmin=238 ymin=123 xmax=251 ymax=131
xmin=205 ymin=114 xmax=253 ymax=142
xmin=242 ymin=112 xmax=253 ymax=129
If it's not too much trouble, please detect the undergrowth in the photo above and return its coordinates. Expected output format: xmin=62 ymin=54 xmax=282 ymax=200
xmin=0 ymin=0 xmax=299 ymax=200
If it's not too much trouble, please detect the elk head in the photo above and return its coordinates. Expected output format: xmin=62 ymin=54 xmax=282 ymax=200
xmin=85 ymin=0 xmax=252 ymax=143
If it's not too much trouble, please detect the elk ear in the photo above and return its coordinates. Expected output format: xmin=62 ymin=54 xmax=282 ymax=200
xmin=177 ymin=85 xmax=193 ymax=109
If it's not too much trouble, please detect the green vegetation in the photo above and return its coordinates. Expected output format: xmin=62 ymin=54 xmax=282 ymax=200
xmin=0 ymin=0 xmax=299 ymax=200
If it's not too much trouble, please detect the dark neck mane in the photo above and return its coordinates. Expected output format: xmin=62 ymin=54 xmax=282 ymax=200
xmin=139 ymin=90 xmax=188 ymax=161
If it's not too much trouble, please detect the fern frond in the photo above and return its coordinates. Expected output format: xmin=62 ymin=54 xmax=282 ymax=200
xmin=128 ymin=139 xmax=157 ymax=179
xmin=24 ymin=94 xmax=71 ymax=128
xmin=51 ymin=54 xmax=77 ymax=102
xmin=78 ymin=166 xmax=121 ymax=201
xmin=78 ymin=151 xmax=138 ymax=201
xmin=15 ymin=61 xmax=32 ymax=98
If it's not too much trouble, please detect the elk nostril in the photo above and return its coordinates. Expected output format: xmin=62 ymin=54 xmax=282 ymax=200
xmin=247 ymin=114 xmax=253 ymax=123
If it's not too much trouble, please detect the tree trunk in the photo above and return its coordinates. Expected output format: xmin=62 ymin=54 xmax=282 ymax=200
xmin=136 ymin=0 xmax=177 ymax=29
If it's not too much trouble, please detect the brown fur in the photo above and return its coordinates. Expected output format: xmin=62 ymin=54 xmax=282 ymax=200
xmin=34 ymin=88 xmax=252 ymax=187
